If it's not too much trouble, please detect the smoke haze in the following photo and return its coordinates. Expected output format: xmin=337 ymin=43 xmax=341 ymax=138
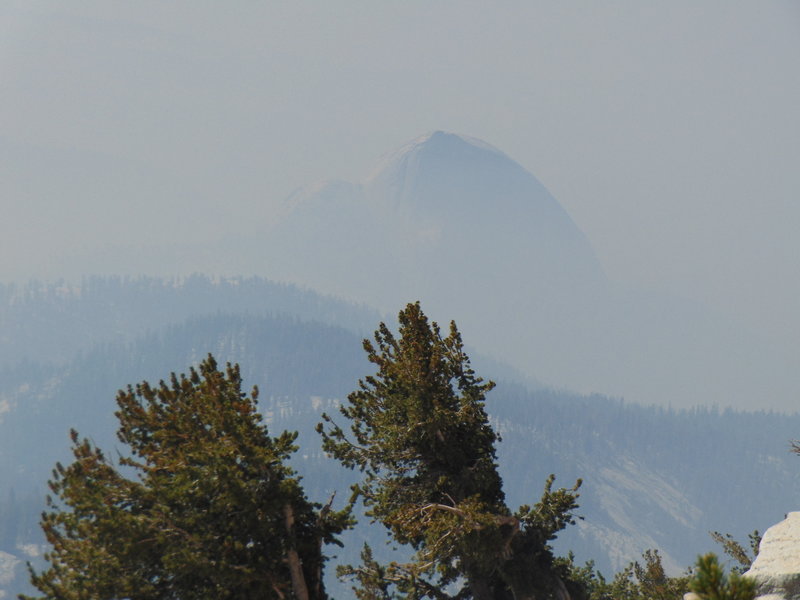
xmin=2 ymin=1 xmax=798 ymax=409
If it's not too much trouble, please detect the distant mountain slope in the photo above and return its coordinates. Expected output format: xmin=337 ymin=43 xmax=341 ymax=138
xmin=1 ymin=307 xmax=799 ymax=596
xmin=492 ymin=386 xmax=800 ymax=573
xmin=0 ymin=275 xmax=379 ymax=369
xmin=0 ymin=312 xmax=369 ymax=492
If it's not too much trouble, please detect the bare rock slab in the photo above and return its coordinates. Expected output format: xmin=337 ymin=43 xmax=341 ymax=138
xmin=745 ymin=512 xmax=800 ymax=600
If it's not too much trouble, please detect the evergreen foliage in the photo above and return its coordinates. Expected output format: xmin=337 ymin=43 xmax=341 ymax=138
xmin=689 ymin=554 xmax=755 ymax=600
xmin=319 ymin=302 xmax=583 ymax=599
xmin=709 ymin=531 xmax=760 ymax=573
xmin=562 ymin=549 xmax=690 ymax=600
xmin=23 ymin=355 xmax=350 ymax=600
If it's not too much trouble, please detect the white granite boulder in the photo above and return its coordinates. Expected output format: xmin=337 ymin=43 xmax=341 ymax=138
xmin=744 ymin=512 xmax=800 ymax=600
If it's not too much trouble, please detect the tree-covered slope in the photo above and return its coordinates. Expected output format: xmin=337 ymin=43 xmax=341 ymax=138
xmin=490 ymin=385 xmax=800 ymax=573
xmin=0 ymin=275 xmax=380 ymax=369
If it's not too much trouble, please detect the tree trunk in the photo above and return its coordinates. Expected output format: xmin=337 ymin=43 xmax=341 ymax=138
xmin=465 ymin=564 xmax=503 ymax=600
xmin=507 ymin=574 xmax=571 ymax=600
xmin=553 ymin=576 xmax=571 ymax=600
xmin=467 ymin=575 xmax=495 ymax=600
xmin=284 ymin=503 xmax=311 ymax=600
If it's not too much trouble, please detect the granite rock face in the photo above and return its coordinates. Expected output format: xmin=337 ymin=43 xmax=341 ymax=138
xmin=745 ymin=512 xmax=800 ymax=600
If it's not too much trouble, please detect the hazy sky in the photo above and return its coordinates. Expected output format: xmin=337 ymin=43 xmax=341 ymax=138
xmin=1 ymin=1 xmax=799 ymax=349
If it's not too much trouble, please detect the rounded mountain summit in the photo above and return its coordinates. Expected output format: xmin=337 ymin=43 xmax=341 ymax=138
xmin=270 ymin=130 xmax=605 ymax=310
xmin=261 ymin=131 xmax=794 ymax=408
xmin=263 ymin=131 xmax=608 ymax=386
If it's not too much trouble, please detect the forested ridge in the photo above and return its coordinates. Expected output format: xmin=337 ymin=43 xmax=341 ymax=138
xmin=0 ymin=275 xmax=380 ymax=369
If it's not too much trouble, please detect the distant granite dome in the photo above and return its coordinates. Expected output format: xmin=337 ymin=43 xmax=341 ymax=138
xmin=365 ymin=131 xmax=513 ymax=195
xmin=364 ymin=131 xmax=571 ymax=221
xmin=258 ymin=131 xmax=796 ymax=410
xmin=262 ymin=130 xmax=608 ymax=385
xmin=361 ymin=131 xmax=602 ymax=277
xmin=266 ymin=129 xmax=607 ymax=291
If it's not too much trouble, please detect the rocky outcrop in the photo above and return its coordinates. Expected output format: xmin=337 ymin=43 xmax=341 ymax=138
xmin=744 ymin=512 xmax=800 ymax=600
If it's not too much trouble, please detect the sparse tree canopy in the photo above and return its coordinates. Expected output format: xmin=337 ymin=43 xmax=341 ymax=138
xmin=318 ymin=302 xmax=583 ymax=600
xmin=25 ymin=355 xmax=350 ymax=600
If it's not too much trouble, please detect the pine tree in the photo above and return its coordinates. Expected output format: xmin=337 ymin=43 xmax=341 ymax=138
xmin=589 ymin=549 xmax=690 ymax=600
xmin=318 ymin=302 xmax=582 ymax=599
xmin=709 ymin=531 xmax=760 ymax=573
xmin=689 ymin=553 xmax=756 ymax=600
xmin=24 ymin=355 xmax=350 ymax=600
